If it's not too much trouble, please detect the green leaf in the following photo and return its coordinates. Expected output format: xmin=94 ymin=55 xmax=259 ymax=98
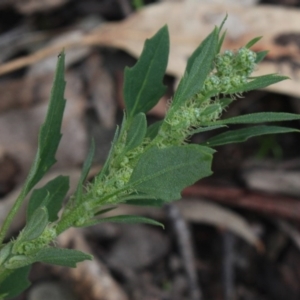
xmin=123 ymin=26 xmax=169 ymax=119
xmin=27 ymin=175 xmax=69 ymax=222
xmin=204 ymin=125 xmax=299 ymax=147
xmin=245 ymin=36 xmax=262 ymax=48
xmin=75 ymin=139 xmax=95 ymax=204
xmin=146 ymin=120 xmax=163 ymax=140
xmin=0 ymin=266 xmax=31 ymax=299
xmin=125 ymin=113 xmax=147 ymax=151
xmin=96 ymin=126 xmax=119 ymax=181
xmin=0 ymin=244 xmax=12 ymax=266
xmin=211 ymin=112 xmax=300 ymax=126
xmin=24 ymin=52 xmax=66 ymax=194
xmin=217 ymin=30 xmax=226 ymax=53
xmin=191 ymin=125 xmax=227 ymax=134
xmin=124 ymin=198 xmax=165 ymax=207
xmin=33 ymin=247 xmax=92 ymax=267
xmin=120 ymin=193 xmax=165 ymax=207
xmin=94 ymin=206 xmax=117 ymax=216
xmin=219 ymin=97 xmax=234 ymax=109
xmin=228 ymin=74 xmax=288 ymax=94
xmin=173 ymin=27 xmax=218 ymax=107
xmin=94 ymin=215 xmax=164 ymax=228
xmin=255 ymin=50 xmax=268 ymax=63
xmin=0 ymin=52 xmax=66 ymax=244
xmin=129 ymin=145 xmax=215 ymax=201
xmin=22 ymin=207 xmax=48 ymax=241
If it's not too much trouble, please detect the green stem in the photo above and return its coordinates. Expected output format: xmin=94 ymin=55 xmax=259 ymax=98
xmin=0 ymin=187 xmax=28 ymax=244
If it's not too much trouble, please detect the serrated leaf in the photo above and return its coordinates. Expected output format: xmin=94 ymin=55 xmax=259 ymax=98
xmin=173 ymin=28 xmax=218 ymax=107
xmin=228 ymin=74 xmax=288 ymax=94
xmin=75 ymin=139 xmax=95 ymax=204
xmin=125 ymin=113 xmax=147 ymax=151
xmin=27 ymin=175 xmax=69 ymax=222
xmin=95 ymin=215 xmax=164 ymax=228
xmin=245 ymin=36 xmax=262 ymax=48
xmin=33 ymin=247 xmax=92 ymax=267
xmin=204 ymin=125 xmax=299 ymax=147
xmin=0 ymin=265 xmax=31 ymax=299
xmin=129 ymin=145 xmax=215 ymax=201
xmin=24 ymin=52 xmax=66 ymax=194
xmin=146 ymin=120 xmax=163 ymax=140
xmin=255 ymin=50 xmax=268 ymax=63
xmin=22 ymin=207 xmax=48 ymax=241
xmin=211 ymin=112 xmax=300 ymax=126
xmin=123 ymin=25 xmax=169 ymax=119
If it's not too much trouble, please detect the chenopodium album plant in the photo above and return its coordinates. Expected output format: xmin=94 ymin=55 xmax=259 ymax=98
xmin=0 ymin=18 xmax=299 ymax=298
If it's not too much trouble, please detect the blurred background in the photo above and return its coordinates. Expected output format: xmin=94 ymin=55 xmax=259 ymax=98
xmin=1 ymin=0 xmax=300 ymax=299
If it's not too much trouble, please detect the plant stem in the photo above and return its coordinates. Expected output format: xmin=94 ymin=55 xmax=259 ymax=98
xmin=0 ymin=188 xmax=27 ymax=244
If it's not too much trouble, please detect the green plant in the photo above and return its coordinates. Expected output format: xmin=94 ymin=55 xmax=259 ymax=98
xmin=0 ymin=18 xmax=298 ymax=298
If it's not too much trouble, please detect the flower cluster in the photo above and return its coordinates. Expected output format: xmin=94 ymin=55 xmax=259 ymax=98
xmin=203 ymin=47 xmax=257 ymax=95
xmin=12 ymin=227 xmax=56 ymax=256
xmin=154 ymin=47 xmax=257 ymax=147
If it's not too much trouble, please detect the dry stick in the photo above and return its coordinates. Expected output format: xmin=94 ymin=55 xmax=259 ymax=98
xmin=222 ymin=231 xmax=236 ymax=300
xmin=183 ymin=184 xmax=300 ymax=222
xmin=56 ymin=228 xmax=129 ymax=300
xmin=165 ymin=203 xmax=202 ymax=300
xmin=0 ymin=24 xmax=121 ymax=76
xmin=117 ymin=0 xmax=133 ymax=17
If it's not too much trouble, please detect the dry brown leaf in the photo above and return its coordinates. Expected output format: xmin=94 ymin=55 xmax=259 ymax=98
xmin=176 ymin=199 xmax=264 ymax=251
xmin=85 ymin=2 xmax=299 ymax=97
xmin=112 ymin=198 xmax=263 ymax=251
xmin=0 ymin=2 xmax=299 ymax=97
xmin=83 ymin=52 xmax=116 ymax=129
xmin=56 ymin=228 xmax=128 ymax=300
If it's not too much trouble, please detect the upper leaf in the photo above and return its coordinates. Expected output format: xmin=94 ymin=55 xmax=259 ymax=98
xmin=204 ymin=125 xmax=299 ymax=147
xmin=227 ymin=74 xmax=288 ymax=94
xmin=27 ymin=175 xmax=69 ymax=222
xmin=172 ymin=27 xmax=218 ymax=107
xmin=123 ymin=26 xmax=169 ymax=120
xmin=255 ymin=50 xmax=269 ymax=64
xmin=208 ymin=112 xmax=300 ymax=126
xmin=245 ymin=36 xmax=262 ymax=49
xmin=21 ymin=207 xmax=48 ymax=241
xmin=146 ymin=120 xmax=163 ymax=140
xmin=125 ymin=113 xmax=147 ymax=152
xmin=129 ymin=145 xmax=215 ymax=201
xmin=74 ymin=139 xmax=95 ymax=204
xmin=22 ymin=52 xmax=66 ymax=195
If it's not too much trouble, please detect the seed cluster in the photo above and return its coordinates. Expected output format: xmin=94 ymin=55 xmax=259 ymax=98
xmin=203 ymin=48 xmax=257 ymax=95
